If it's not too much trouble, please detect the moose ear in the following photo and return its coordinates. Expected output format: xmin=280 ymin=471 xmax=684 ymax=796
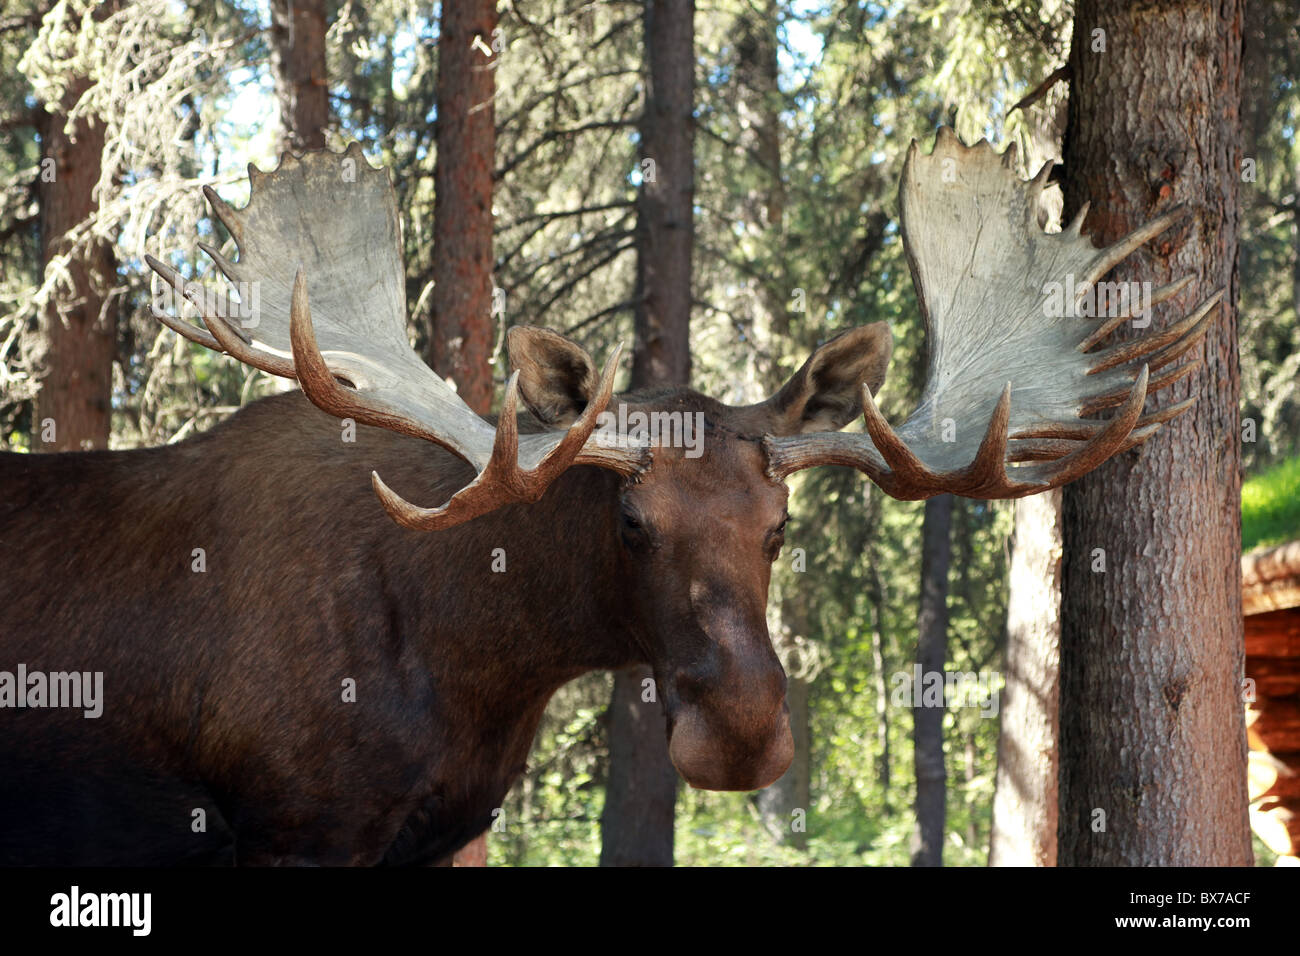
xmin=507 ymin=326 xmax=601 ymax=426
xmin=757 ymin=323 xmax=893 ymax=435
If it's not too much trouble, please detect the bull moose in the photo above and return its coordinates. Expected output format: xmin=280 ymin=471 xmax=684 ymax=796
xmin=0 ymin=128 xmax=1220 ymax=865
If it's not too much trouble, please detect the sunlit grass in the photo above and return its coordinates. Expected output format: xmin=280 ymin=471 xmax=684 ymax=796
xmin=1242 ymin=456 xmax=1300 ymax=553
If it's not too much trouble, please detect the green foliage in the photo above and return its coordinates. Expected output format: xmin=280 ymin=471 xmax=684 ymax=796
xmin=1242 ymin=455 xmax=1300 ymax=553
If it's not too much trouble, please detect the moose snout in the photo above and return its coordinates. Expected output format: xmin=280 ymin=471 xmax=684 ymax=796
xmin=664 ymin=652 xmax=794 ymax=792
xmin=667 ymin=699 xmax=794 ymax=791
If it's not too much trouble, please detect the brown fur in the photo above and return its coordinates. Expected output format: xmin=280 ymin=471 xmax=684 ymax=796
xmin=0 ymin=324 xmax=890 ymax=865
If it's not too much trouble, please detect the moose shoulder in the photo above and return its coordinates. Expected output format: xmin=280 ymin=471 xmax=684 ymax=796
xmin=0 ymin=130 xmax=1220 ymax=865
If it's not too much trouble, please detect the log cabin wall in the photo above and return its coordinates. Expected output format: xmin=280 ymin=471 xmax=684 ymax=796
xmin=1243 ymin=540 xmax=1300 ymax=865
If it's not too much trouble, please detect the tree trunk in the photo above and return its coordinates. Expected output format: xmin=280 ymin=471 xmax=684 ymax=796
xmin=600 ymin=667 xmax=679 ymax=867
xmin=989 ymin=490 xmax=1061 ymax=866
xmin=428 ymin=0 xmax=497 ymax=415
xmin=601 ymin=0 xmax=695 ymax=867
xmin=1057 ymin=0 xmax=1251 ymax=866
xmin=34 ymin=68 xmax=117 ymax=451
xmin=911 ymin=493 xmax=952 ymax=867
xmin=868 ymin=555 xmax=892 ymax=799
xmin=430 ymin=0 xmax=500 ymax=867
xmin=629 ymin=0 xmax=694 ymax=387
xmin=270 ymin=0 xmax=329 ymax=151
xmin=736 ymin=0 xmax=809 ymax=848
xmin=755 ymin=597 xmax=811 ymax=849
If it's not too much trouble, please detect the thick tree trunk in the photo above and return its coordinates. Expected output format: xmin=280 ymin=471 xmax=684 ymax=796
xmin=911 ymin=493 xmax=952 ymax=867
xmin=428 ymin=0 xmax=498 ymax=415
xmin=629 ymin=0 xmax=694 ymax=387
xmin=736 ymin=0 xmax=809 ymax=847
xmin=600 ymin=667 xmax=678 ymax=867
xmin=1057 ymin=0 xmax=1251 ymax=866
xmin=601 ymin=0 xmax=695 ymax=867
xmin=270 ymin=0 xmax=329 ymax=151
xmin=430 ymin=0 xmax=499 ymax=867
xmin=989 ymin=490 xmax=1061 ymax=866
xmin=34 ymin=71 xmax=117 ymax=452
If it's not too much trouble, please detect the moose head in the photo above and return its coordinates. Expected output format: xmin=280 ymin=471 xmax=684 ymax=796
xmin=147 ymin=129 xmax=1220 ymax=793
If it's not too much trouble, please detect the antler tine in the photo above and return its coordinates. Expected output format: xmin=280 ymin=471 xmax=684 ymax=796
xmin=371 ymin=347 xmax=637 ymax=530
xmin=1011 ymin=396 xmax=1196 ymax=441
xmin=144 ymin=255 xmax=223 ymax=351
xmin=860 ymin=382 xmax=931 ymax=490
xmin=1080 ymin=206 xmax=1189 ymax=289
xmin=201 ymin=185 xmax=244 ymax=242
xmin=1021 ymin=365 xmax=1149 ymax=487
xmin=288 ymin=267 xmax=378 ymax=421
xmin=1085 ymin=288 xmax=1223 ymax=375
xmin=197 ymin=241 xmax=241 ymax=287
xmin=146 ymin=253 xmax=296 ymax=377
xmin=1079 ymin=359 xmax=1199 ymax=417
xmin=286 ymin=266 xmax=463 ymax=450
xmin=960 ymin=383 xmax=1043 ymax=496
xmin=1077 ymin=275 xmax=1194 ymax=353
xmin=1063 ymin=201 xmax=1091 ymax=238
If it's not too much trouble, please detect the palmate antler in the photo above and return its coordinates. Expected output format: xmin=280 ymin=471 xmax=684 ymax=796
xmin=147 ymin=144 xmax=645 ymax=530
xmin=764 ymin=127 xmax=1223 ymax=498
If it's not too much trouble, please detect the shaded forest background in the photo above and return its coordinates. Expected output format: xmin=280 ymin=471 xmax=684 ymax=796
xmin=1 ymin=0 xmax=1297 ymax=865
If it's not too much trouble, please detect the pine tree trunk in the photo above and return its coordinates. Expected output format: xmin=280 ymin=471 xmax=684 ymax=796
xmin=270 ymin=0 xmax=329 ymax=151
xmin=629 ymin=0 xmax=694 ymax=387
xmin=868 ymin=556 xmax=892 ymax=798
xmin=755 ymin=596 xmax=811 ymax=849
xmin=600 ymin=668 xmax=678 ymax=867
xmin=428 ymin=0 xmax=497 ymax=417
xmin=735 ymin=0 xmax=810 ymax=848
xmin=1057 ymin=0 xmax=1252 ymax=866
xmin=989 ymin=490 xmax=1061 ymax=866
xmin=429 ymin=0 xmax=500 ymax=867
xmin=911 ymin=493 xmax=952 ymax=866
xmin=34 ymin=71 xmax=117 ymax=452
xmin=601 ymin=0 xmax=695 ymax=867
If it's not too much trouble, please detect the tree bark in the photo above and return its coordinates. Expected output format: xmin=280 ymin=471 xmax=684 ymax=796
xmin=630 ymin=0 xmax=694 ymax=387
xmin=989 ymin=490 xmax=1061 ymax=866
xmin=430 ymin=0 xmax=500 ymax=867
xmin=34 ymin=68 xmax=117 ymax=451
xmin=911 ymin=493 xmax=952 ymax=867
xmin=756 ymin=596 xmax=811 ymax=849
xmin=868 ymin=554 xmax=892 ymax=798
xmin=1057 ymin=0 xmax=1251 ymax=866
xmin=428 ymin=0 xmax=498 ymax=415
xmin=601 ymin=0 xmax=695 ymax=867
xmin=735 ymin=0 xmax=810 ymax=847
xmin=270 ymin=0 xmax=329 ymax=151
xmin=600 ymin=667 xmax=678 ymax=867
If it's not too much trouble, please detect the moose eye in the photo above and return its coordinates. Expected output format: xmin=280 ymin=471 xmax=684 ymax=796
xmin=620 ymin=508 xmax=651 ymax=549
xmin=764 ymin=516 xmax=788 ymax=562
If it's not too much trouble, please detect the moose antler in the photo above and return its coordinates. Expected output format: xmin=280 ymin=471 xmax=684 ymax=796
xmin=147 ymin=143 xmax=646 ymax=530
xmin=764 ymin=127 xmax=1223 ymax=498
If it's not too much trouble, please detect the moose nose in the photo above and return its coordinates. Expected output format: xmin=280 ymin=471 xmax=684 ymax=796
xmin=667 ymin=700 xmax=794 ymax=791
